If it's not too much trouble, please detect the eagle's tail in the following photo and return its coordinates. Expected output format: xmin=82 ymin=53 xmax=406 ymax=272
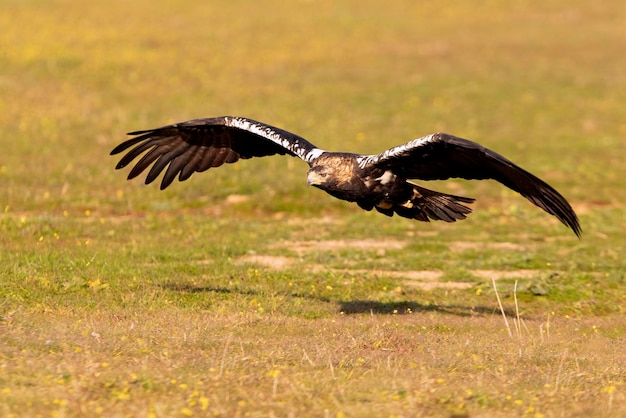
xmin=374 ymin=183 xmax=475 ymax=223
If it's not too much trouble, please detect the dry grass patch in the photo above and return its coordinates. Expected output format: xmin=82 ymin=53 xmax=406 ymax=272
xmin=2 ymin=309 xmax=625 ymax=417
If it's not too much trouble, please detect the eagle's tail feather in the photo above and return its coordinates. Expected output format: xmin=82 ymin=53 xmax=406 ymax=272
xmin=376 ymin=183 xmax=475 ymax=223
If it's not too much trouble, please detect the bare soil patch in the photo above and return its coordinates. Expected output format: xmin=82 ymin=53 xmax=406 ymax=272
xmin=285 ymin=216 xmax=343 ymax=226
xmin=275 ymin=239 xmax=407 ymax=256
xmin=342 ymin=269 xmax=445 ymax=281
xmin=238 ymin=240 xmax=553 ymax=290
xmin=403 ymin=280 xmax=474 ymax=291
xmin=471 ymin=269 xmax=542 ymax=280
xmin=237 ymin=254 xmax=295 ymax=270
xmin=238 ymin=239 xmax=477 ymax=290
xmin=449 ymin=241 xmax=527 ymax=252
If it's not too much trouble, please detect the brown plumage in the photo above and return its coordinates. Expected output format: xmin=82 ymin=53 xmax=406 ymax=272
xmin=111 ymin=116 xmax=581 ymax=237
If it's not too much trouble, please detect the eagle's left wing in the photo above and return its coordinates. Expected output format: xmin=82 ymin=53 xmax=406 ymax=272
xmin=111 ymin=116 xmax=322 ymax=190
xmin=358 ymin=133 xmax=581 ymax=236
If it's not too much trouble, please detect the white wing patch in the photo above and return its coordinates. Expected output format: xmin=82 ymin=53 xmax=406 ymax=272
xmin=304 ymin=148 xmax=325 ymax=162
xmin=225 ymin=116 xmax=291 ymax=148
xmin=376 ymin=170 xmax=396 ymax=185
xmin=224 ymin=116 xmax=324 ymax=164
xmin=356 ymin=133 xmax=439 ymax=169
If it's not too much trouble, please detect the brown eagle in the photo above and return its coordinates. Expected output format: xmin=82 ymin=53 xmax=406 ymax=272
xmin=111 ymin=116 xmax=581 ymax=237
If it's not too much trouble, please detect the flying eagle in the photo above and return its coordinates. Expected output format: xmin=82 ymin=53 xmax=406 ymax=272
xmin=111 ymin=116 xmax=581 ymax=237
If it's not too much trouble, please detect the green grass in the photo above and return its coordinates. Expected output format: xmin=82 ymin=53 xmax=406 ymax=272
xmin=1 ymin=0 xmax=626 ymax=416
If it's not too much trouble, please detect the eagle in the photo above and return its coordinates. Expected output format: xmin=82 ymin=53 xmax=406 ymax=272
xmin=111 ymin=116 xmax=581 ymax=237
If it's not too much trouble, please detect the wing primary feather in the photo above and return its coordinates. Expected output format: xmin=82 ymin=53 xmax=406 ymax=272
xmin=160 ymin=145 xmax=200 ymax=189
xmin=178 ymin=145 xmax=204 ymax=181
xmin=209 ymin=147 xmax=232 ymax=167
xmin=115 ymin=139 xmax=163 ymax=170
xmin=110 ymin=135 xmax=151 ymax=156
xmin=144 ymin=143 xmax=192 ymax=185
xmin=127 ymin=146 xmax=167 ymax=180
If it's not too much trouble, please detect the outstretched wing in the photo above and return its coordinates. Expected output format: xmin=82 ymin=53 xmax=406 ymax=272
xmin=358 ymin=132 xmax=581 ymax=237
xmin=111 ymin=116 xmax=322 ymax=190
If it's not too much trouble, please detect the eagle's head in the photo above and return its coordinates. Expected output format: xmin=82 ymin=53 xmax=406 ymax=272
xmin=306 ymin=155 xmax=361 ymax=200
xmin=306 ymin=165 xmax=331 ymax=188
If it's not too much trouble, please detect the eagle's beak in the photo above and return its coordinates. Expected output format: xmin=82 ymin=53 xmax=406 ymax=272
xmin=306 ymin=170 xmax=323 ymax=187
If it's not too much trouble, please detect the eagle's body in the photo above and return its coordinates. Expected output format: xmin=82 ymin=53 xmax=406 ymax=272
xmin=111 ymin=116 xmax=581 ymax=236
xmin=307 ymin=153 xmax=474 ymax=222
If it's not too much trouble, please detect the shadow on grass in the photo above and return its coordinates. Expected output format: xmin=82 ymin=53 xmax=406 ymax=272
xmin=338 ymin=300 xmax=511 ymax=317
xmin=162 ymin=283 xmax=514 ymax=317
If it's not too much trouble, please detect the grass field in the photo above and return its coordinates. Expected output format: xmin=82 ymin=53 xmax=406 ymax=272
xmin=1 ymin=0 xmax=625 ymax=416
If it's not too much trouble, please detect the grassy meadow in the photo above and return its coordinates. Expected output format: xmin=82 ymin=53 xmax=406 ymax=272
xmin=1 ymin=0 xmax=625 ymax=416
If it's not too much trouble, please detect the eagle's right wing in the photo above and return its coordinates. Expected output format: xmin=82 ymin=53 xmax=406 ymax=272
xmin=111 ymin=116 xmax=322 ymax=190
